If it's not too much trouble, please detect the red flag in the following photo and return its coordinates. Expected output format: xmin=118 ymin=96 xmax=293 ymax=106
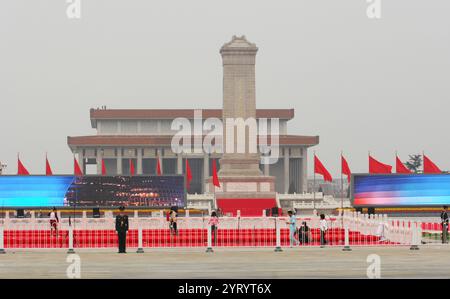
xmin=17 ymin=157 xmax=30 ymax=175
xmin=369 ymin=155 xmax=392 ymax=174
xmin=45 ymin=156 xmax=53 ymax=175
xmin=185 ymin=159 xmax=193 ymax=190
xmin=74 ymin=158 xmax=83 ymax=176
xmin=101 ymin=159 xmax=106 ymax=176
xmin=341 ymin=155 xmax=351 ymax=183
xmin=314 ymin=155 xmax=332 ymax=182
xmin=212 ymin=159 xmax=220 ymax=187
xmin=156 ymin=157 xmax=162 ymax=176
xmin=423 ymin=154 xmax=441 ymax=174
xmin=396 ymin=156 xmax=411 ymax=174
xmin=129 ymin=159 xmax=135 ymax=175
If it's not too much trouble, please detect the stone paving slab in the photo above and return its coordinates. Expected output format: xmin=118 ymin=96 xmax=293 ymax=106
xmin=0 ymin=246 xmax=449 ymax=279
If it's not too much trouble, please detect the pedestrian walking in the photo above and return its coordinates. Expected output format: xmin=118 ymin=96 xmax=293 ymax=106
xmin=208 ymin=211 xmax=219 ymax=246
xmin=49 ymin=207 xmax=59 ymax=237
xmin=170 ymin=209 xmax=178 ymax=236
xmin=319 ymin=214 xmax=328 ymax=246
xmin=286 ymin=210 xmax=299 ymax=247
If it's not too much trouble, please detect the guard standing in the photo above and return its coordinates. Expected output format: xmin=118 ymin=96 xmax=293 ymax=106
xmin=441 ymin=206 xmax=449 ymax=244
xmin=115 ymin=206 xmax=129 ymax=253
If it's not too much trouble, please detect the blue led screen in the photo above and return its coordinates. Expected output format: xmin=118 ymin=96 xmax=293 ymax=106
xmin=0 ymin=176 xmax=74 ymax=207
xmin=352 ymin=174 xmax=450 ymax=207
xmin=0 ymin=175 xmax=185 ymax=208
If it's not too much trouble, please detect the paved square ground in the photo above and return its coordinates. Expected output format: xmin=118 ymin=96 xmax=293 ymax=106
xmin=0 ymin=246 xmax=449 ymax=279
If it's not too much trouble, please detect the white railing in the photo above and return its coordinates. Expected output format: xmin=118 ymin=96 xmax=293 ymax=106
xmin=186 ymin=193 xmax=215 ymax=212
xmin=278 ymin=192 xmax=324 ymax=200
xmin=293 ymin=201 xmax=352 ymax=210
xmin=341 ymin=210 xmax=421 ymax=246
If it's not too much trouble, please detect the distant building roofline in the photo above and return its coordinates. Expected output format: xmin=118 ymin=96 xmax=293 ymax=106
xmin=67 ymin=134 xmax=319 ymax=149
xmin=89 ymin=108 xmax=295 ymax=128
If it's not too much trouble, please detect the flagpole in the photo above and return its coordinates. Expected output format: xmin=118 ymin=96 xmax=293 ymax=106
xmin=72 ymin=154 xmax=77 ymax=245
xmin=395 ymin=150 xmax=397 ymax=173
xmin=313 ymin=150 xmax=316 ymax=213
xmin=422 ymin=150 xmax=425 ymax=173
xmin=17 ymin=152 xmax=22 ymax=175
xmin=340 ymin=151 xmax=343 ymax=217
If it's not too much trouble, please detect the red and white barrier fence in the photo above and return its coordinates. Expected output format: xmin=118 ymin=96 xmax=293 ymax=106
xmin=0 ymin=210 xmax=426 ymax=251
xmin=419 ymin=221 xmax=448 ymax=244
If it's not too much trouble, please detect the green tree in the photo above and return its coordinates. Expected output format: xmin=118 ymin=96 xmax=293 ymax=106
xmin=405 ymin=154 xmax=422 ymax=173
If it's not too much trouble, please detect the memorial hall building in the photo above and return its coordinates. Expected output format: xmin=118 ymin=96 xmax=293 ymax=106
xmin=67 ymin=108 xmax=319 ymax=195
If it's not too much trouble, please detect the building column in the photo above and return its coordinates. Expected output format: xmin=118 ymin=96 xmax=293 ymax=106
xmin=177 ymin=153 xmax=183 ymax=175
xmin=78 ymin=150 xmax=85 ymax=174
xmin=117 ymin=148 xmax=123 ymax=175
xmin=302 ymin=148 xmax=308 ymax=193
xmin=203 ymin=153 xmax=209 ymax=193
xmin=284 ymin=147 xmax=290 ymax=193
xmin=137 ymin=148 xmax=143 ymax=175
xmin=264 ymin=160 xmax=270 ymax=176
xmin=96 ymin=148 xmax=103 ymax=175
xmin=157 ymin=148 xmax=163 ymax=174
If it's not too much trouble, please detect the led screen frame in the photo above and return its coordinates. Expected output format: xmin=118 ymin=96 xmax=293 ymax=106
xmin=0 ymin=175 xmax=187 ymax=209
xmin=351 ymin=173 xmax=450 ymax=208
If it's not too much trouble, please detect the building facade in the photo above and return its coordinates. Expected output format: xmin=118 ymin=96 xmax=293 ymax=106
xmin=68 ymin=108 xmax=319 ymax=195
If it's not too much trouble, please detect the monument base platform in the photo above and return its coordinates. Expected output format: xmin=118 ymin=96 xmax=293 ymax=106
xmin=206 ymin=176 xmax=277 ymax=217
xmin=216 ymin=198 xmax=279 ymax=217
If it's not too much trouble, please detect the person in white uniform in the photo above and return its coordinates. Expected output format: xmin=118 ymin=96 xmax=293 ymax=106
xmin=319 ymin=214 xmax=328 ymax=246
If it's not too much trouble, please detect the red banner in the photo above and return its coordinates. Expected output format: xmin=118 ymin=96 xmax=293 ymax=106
xmin=314 ymin=155 xmax=332 ymax=182
xmin=341 ymin=155 xmax=351 ymax=183
xmin=423 ymin=155 xmax=441 ymax=174
xmin=369 ymin=155 xmax=392 ymax=174
xmin=395 ymin=156 xmax=411 ymax=174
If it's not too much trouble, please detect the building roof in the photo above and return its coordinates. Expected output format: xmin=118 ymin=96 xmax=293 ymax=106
xmin=67 ymin=135 xmax=319 ymax=149
xmin=89 ymin=108 xmax=295 ymax=128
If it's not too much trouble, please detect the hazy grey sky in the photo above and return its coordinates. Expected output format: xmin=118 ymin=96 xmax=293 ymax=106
xmin=1 ymin=0 xmax=449 ymax=176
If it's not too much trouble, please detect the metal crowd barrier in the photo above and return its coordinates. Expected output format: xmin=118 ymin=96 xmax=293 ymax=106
xmin=0 ymin=210 xmax=423 ymax=253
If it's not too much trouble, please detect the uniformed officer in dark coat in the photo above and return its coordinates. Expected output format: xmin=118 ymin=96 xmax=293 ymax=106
xmin=115 ymin=206 xmax=129 ymax=253
xmin=441 ymin=206 xmax=449 ymax=244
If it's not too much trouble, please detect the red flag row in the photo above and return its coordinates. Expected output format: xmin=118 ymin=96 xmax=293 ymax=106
xmin=18 ymin=156 xmax=164 ymax=176
xmin=370 ymin=154 xmax=442 ymax=174
xmin=15 ymin=153 xmax=443 ymax=187
xmin=15 ymin=154 xmax=221 ymax=191
xmin=314 ymin=153 xmax=443 ymax=183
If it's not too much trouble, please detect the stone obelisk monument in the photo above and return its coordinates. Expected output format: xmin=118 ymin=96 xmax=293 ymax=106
xmin=208 ymin=36 xmax=276 ymax=206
